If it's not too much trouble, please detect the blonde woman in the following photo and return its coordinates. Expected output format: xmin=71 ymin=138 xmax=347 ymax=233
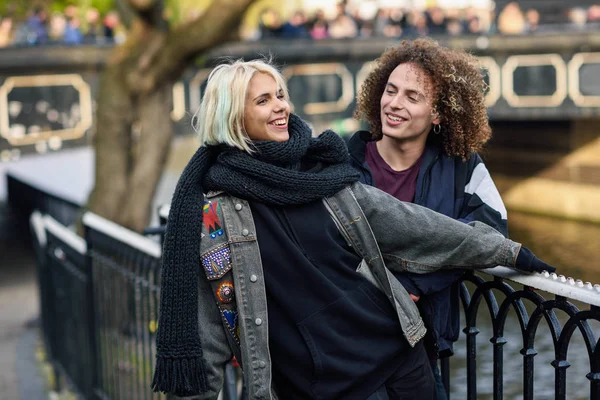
xmin=152 ymin=59 xmax=555 ymax=399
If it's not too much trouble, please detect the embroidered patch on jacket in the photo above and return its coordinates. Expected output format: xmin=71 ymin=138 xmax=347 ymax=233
xmin=201 ymin=243 xmax=232 ymax=280
xmin=216 ymin=281 xmax=235 ymax=304
xmin=203 ymin=201 xmax=224 ymax=239
xmin=220 ymin=308 xmax=240 ymax=343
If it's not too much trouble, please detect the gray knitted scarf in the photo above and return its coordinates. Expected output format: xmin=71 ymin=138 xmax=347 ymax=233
xmin=152 ymin=114 xmax=359 ymax=396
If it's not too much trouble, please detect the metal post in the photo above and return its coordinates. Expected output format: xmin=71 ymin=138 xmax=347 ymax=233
xmin=521 ymin=347 xmax=537 ymax=399
xmin=464 ymin=326 xmax=479 ymax=400
xmin=552 ymin=359 xmax=570 ymax=400
xmin=84 ymin=223 xmax=101 ymax=399
xmin=492 ymin=336 xmax=506 ymax=400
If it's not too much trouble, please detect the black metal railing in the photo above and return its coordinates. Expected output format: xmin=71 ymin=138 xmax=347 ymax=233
xmin=31 ymin=210 xmax=600 ymax=400
xmin=439 ymin=270 xmax=600 ymax=400
xmin=31 ymin=213 xmax=95 ymax=397
xmin=85 ymin=213 xmax=163 ymax=400
xmin=10 ymin=174 xmax=80 ymax=226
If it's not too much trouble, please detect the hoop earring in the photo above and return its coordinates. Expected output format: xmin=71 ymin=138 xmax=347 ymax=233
xmin=433 ymin=124 xmax=441 ymax=134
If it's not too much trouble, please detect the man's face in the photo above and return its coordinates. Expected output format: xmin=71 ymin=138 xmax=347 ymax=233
xmin=379 ymin=62 xmax=439 ymax=143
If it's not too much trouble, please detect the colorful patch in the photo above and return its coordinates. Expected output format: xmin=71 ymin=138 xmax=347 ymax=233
xmin=201 ymin=244 xmax=232 ymax=280
xmin=220 ymin=308 xmax=239 ymax=343
xmin=203 ymin=201 xmax=224 ymax=239
xmin=216 ymin=281 xmax=235 ymax=304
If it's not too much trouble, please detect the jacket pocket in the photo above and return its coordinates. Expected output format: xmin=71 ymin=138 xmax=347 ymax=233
xmin=357 ymin=282 xmax=396 ymax=318
xmin=297 ymin=286 xmax=402 ymax=399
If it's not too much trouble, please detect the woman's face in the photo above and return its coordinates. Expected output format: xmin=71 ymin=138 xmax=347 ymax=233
xmin=244 ymin=73 xmax=290 ymax=142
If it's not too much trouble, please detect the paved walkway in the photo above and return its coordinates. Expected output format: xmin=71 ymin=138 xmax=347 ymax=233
xmin=0 ymin=203 xmax=46 ymax=400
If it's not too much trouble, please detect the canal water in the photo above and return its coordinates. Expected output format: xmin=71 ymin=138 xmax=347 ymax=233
xmin=448 ymin=211 xmax=600 ymax=400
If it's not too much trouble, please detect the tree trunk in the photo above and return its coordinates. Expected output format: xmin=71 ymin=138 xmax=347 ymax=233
xmin=85 ymin=65 xmax=133 ymax=225
xmin=85 ymin=65 xmax=174 ymax=232
xmin=120 ymin=84 xmax=174 ymax=232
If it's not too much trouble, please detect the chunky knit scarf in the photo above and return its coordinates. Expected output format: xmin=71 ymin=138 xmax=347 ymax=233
xmin=152 ymin=114 xmax=359 ymax=396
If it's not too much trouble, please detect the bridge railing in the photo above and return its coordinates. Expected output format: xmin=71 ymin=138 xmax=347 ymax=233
xmin=30 ymin=210 xmax=600 ymax=400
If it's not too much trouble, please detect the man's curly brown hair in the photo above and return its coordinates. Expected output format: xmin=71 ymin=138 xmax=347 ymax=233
xmin=355 ymin=38 xmax=491 ymax=160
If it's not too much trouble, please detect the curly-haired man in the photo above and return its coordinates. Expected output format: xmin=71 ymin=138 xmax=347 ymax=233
xmin=350 ymin=38 xmax=508 ymax=400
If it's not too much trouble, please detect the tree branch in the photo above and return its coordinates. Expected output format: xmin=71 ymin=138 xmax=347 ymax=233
xmin=172 ymin=0 xmax=257 ymax=56
xmin=127 ymin=0 xmax=156 ymax=12
xmin=128 ymin=0 xmax=257 ymax=94
xmin=115 ymin=0 xmax=137 ymax=29
xmin=119 ymin=0 xmax=166 ymax=28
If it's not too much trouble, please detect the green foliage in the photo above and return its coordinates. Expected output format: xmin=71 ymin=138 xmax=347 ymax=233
xmin=91 ymin=0 xmax=115 ymax=15
xmin=0 ymin=0 xmax=115 ymax=18
xmin=0 ymin=0 xmax=35 ymax=17
xmin=48 ymin=0 xmax=74 ymax=13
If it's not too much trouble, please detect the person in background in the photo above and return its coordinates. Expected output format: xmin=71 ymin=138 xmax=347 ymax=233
xmin=48 ymin=12 xmax=67 ymax=42
xmin=525 ymin=8 xmax=541 ymax=33
xmin=588 ymin=5 xmax=600 ymax=24
xmin=0 ymin=16 xmax=14 ymax=47
xmin=350 ymin=38 xmax=508 ymax=400
xmin=350 ymin=8 xmax=366 ymax=36
xmin=404 ymin=10 xmax=429 ymax=37
xmin=281 ymin=10 xmax=309 ymax=39
xmin=445 ymin=17 xmax=464 ymax=36
xmin=372 ymin=8 xmax=388 ymax=37
xmin=426 ymin=7 xmax=447 ymax=35
xmin=566 ymin=7 xmax=588 ymax=32
xmin=63 ymin=15 xmax=83 ymax=45
xmin=25 ymin=6 xmax=48 ymax=45
xmin=465 ymin=15 xmax=484 ymax=35
xmin=308 ymin=9 xmax=329 ymax=39
xmin=64 ymin=4 xmax=78 ymax=22
xmin=328 ymin=2 xmax=358 ymax=38
xmin=103 ymin=11 xmax=126 ymax=44
xmin=258 ymin=8 xmax=284 ymax=39
xmin=152 ymin=58 xmax=555 ymax=400
xmin=497 ymin=1 xmax=525 ymax=34
xmin=84 ymin=7 xmax=103 ymax=44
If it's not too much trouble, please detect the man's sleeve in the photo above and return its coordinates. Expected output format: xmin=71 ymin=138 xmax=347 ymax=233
xmin=460 ymin=155 xmax=508 ymax=237
xmin=352 ymin=183 xmax=520 ymax=273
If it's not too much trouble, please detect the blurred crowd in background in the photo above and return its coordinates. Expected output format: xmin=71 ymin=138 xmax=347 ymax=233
xmin=1 ymin=0 xmax=600 ymax=47
xmin=253 ymin=1 xmax=600 ymax=40
xmin=0 ymin=4 xmax=124 ymax=47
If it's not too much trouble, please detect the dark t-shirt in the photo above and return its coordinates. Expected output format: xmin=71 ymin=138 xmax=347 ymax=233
xmin=365 ymin=141 xmax=424 ymax=202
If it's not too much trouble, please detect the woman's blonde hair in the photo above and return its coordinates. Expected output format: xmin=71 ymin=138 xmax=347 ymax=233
xmin=193 ymin=58 xmax=289 ymax=152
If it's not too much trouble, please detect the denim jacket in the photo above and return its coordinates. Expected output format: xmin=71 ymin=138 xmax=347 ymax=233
xmin=179 ymin=182 xmax=520 ymax=400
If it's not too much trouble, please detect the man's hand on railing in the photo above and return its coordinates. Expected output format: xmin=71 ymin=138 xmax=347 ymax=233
xmin=514 ymin=246 xmax=557 ymax=274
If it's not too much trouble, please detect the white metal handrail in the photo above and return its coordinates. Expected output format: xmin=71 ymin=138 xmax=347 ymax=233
xmin=30 ymin=210 xmax=47 ymax=247
xmin=43 ymin=214 xmax=87 ymax=255
xmin=82 ymin=212 xmax=161 ymax=258
xmin=483 ymin=266 xmax=600 ymax=307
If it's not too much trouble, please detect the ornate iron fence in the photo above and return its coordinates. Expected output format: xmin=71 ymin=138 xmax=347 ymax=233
xmin=440 ymin=267 xmax=600 ymax=400
xmin=31 ymin=210 xmax=600 ymax=400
